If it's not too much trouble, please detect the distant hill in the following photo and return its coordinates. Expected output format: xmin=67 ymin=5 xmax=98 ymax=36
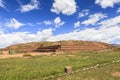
xmin=112 ymin=44 xmax=120 ymax=49
xmin=0 ymin=40 xmax=117 ymax=53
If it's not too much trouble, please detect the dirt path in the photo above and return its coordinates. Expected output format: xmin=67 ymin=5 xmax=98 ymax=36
xmin=0 ymin=52 xmax=58 ymax=59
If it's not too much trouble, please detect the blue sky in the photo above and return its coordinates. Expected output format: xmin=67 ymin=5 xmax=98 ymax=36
xmin=0 ymin=0 xmax=120 ymax=48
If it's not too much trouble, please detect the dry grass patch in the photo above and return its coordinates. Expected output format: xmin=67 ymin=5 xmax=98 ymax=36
xmin=111 ymin=72 xmax=120 ymax=77
xmin=23 ymin=53 xmax=32 ymax=58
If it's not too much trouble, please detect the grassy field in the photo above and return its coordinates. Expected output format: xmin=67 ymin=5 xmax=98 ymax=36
xmin=0 ymin=51 xmax=120 ymax=80
xmin=54 ymin=62 xmax=120 ymax=80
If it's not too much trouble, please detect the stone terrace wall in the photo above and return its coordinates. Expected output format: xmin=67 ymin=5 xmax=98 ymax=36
xmin=60 ymin=45 xmax=107 ymax=52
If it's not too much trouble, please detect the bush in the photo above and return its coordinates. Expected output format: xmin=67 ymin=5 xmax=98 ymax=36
xmin=9 ymin=50 xmax=16 ymax=55
xmin=23 ymin=54 xmax=32 ymax=57
xmin=0 ymin=51 xmax=3 ymax=55
xmin=8 ymin=50 xmax=27 ymax=54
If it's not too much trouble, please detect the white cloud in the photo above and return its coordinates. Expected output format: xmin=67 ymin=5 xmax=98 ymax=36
xmin=99 ymin=15 xmax=120 ymax=29
xmin=1 ymin=15 xmax=120 ymax=48
xmin=54 ymin=17 xmax=65 ymax=28
xmin=43 ymin=20 xmax=53 ymax=25
xmin=82 ymin=13 xmax=107 ymax=25
xmin=43 ymin=17 xmax=65 ymax=30
xmin=47 ymin=26 xmax=120 ymax=44
xmin=48 ymin=15 xmax=120 ymax=44
xmin=1 ymin=25 xmax=120 ymax=48
xmin=51 ymin=0 xmax=77 ymax=15
xmin=0 ymin=0 xmax=5 ymax=8
xmin=0 ymin=28 xmax=53 ymax=48
xmin=74 ymin=21 xmax=80 ymax=28
xmin=95 ymin=0 xmax=120 ymax=8
xmin=5 ymin=18 xmax=24 ymax=29
xmin=117 ymin=8 xmax=120 ymax=13
xmin=79 ymin=9 xmax=89 ymax=18
xmin=54 ymin=17 xmax=61 ymax=24
xmin=19 ymin=0 xmax=39 ymax=13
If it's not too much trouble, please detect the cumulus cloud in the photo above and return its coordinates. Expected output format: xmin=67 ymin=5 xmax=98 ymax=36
xmin=95 ymin=0 xmax=120 ymax=8
xmin=5 ymin=18 xmax=41 ymax=29
xmin=79 ymin=9 xmax=89 ymax=18
xmin=5 ymin=18 xmax=24 ymax=29
xmin=51 ymin=0 xmax=77 ymax=15
xmin=0 ymin=28 xmax=53 ymax=48
xmin=47 ymin=26 xmax=120 ymax=44
xmin=48 ymin=15 xmax=120 ymax=44
xmin=82 ymin=13 xmax=107 ymax=26
xmin=0 ymin=0 xmax=5 ymax=8
xmin=43 ymin=17 xmax=65 ymax=29
xmin=19 ymin=0 xmax=39 ymax=13
xmin=74 ymin=21 xmax=80 ymax=28
xmin=1 ymin=15 xmax=120 ymax=48
xmin=54 ymin=17 xmax=65 ymax=28
xmin=98 ymin=15 xmax=120 ymax=29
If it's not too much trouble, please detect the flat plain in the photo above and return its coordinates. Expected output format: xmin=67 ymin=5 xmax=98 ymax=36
xmin=0 ymin=50 xmax=120 ymax=80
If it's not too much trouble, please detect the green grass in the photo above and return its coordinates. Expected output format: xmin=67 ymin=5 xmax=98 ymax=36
xmin=55 ymin=62 xmax=120 ymax=80
xmin=0 ymin=51 xmax=120 ymax=80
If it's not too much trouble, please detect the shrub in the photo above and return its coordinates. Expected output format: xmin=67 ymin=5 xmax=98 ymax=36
xmin=8 ymin=50 xmax=27 ymax=54
xmin=0 ymin=51 xmax=3 ymax=55
xmin=9 ymin=50 xmax=16 ymax=55
xmin=23 ymin=53 xmax=32 ymax=57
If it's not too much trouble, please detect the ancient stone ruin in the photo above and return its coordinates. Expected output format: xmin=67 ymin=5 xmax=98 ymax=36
xmin=0 ymin=41 xmax=115 ymax=53
xmin=35 ymin=45 xmax=61 ymax=52
xmin=64 ymin=66 xmax=73 ymax=74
